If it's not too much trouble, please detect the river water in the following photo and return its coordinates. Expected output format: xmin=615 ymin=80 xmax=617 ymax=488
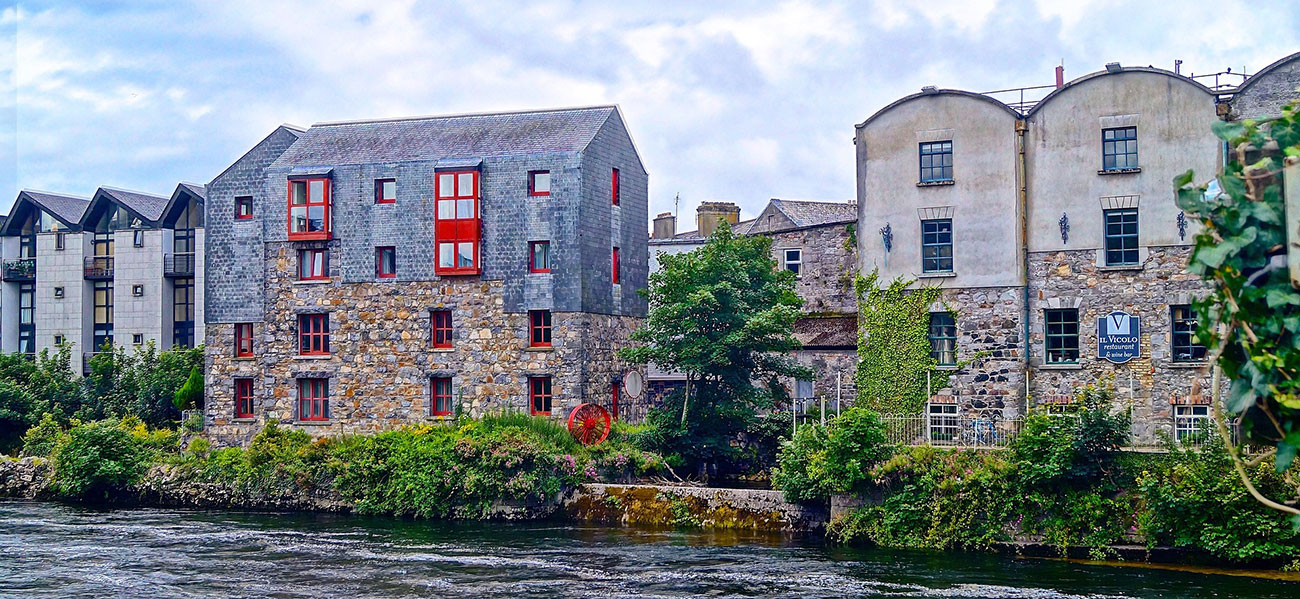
xmin=1 ymin=500 xmax=1297 ymax=599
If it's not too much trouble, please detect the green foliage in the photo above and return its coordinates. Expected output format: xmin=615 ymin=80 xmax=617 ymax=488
xmin=173 ymin=366 xmax=204 ymax=412
xmin=1012 ymin=385 xmax=1131 ymax=489
xmin=854 ymin=270 xmax=948 ymax=413
xmin=0 ymin=378 xmax=36 ymax=454
xmin=20 ymin=412 xmax=64 ymax=458
xmin=51 ymin=419 xmax=150 ymax=499
xmin=1174 ymin=103 xmax=1300 ymax=471
xmin=621 ymin=222 xmax=808 ymax=473
xmin=773 ymin=407 xmax=891 ymax=501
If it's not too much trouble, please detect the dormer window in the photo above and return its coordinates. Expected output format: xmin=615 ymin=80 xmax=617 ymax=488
xmin=288 ymin=178 xmax=331 ymax=240
xmin=434 ymin=170 xmax=480 ymax=275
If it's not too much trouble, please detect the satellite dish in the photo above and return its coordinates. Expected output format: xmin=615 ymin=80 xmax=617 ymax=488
xmin=623 ymin=370 xmax=644 ymax=398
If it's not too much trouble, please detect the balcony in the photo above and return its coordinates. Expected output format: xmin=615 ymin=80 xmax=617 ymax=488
xmin=164 ymin=253 xmax=196 ymax=277
xmin=84 ymin=256 xmax=114 ymax=280
xmin=2 ymin=258 xmax=35 ymax=282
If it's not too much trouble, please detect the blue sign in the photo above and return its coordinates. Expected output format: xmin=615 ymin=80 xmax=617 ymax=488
xmin=1098 ymin=311 xmax=1141 ymax=363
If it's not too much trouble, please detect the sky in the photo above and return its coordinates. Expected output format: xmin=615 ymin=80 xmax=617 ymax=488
xmin=0 ymin=0 xmax=1297 ymax=225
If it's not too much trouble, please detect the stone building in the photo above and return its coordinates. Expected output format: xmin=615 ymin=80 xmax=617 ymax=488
xmin=647 ymin=198 xmax=858 ymax=408
xmin=0 ymin=183 xmax=206 ymax=367
xmin=203 ymin=107 xmax=649 ymax=445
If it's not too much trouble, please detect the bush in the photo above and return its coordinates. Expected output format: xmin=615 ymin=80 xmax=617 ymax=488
xmin=21 ymin=413 xmax=64 ymax=458
xmin=773 ymin=407 xmax=890 ymax=502
xmin=1013 ymin=385 xmax=1130 ymax=489
xmin=51 ymin=419 xmax=150 ymax=499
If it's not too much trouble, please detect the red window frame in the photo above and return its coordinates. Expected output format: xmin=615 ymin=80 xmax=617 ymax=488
xmin=235 ymin=323 xmax=254 ymax=357
xmin=612 ymin=247 xmax=620 ymax=284
xmin=529 ymin=241 xmax=550 ymax=273
xmin=611 ymin=381 xmax=621 ymax=421
xmin=287 ymin=177 xmax=331 ymax=241
xmin=235 ymin=379 xmax=254 ymax=418
xmin=375 ymin=178 xmax=396 ymax=204
xmin=431 ymin=377 xmax=453 ymax=416
xmin=297 ymin=378 xmax=330 ymax=421
xmin=299 ymin=248 xmax=328 ymax=281
xmin=235 ymin=196 xmax=253 ymax=219
xmin=376 ymin=246 xmax=396 ymax=278
xmin=431 ymin=310 xmax=453 ymax=348
xmin=611 ymin=168 xmax=620 ymax=206
xmin=434 ymin=170 xmax=481 ymax=275
xmin=298 ymin=313 xmax=329 ymax=355
xmin=529 ymin=310 xmax=552 ymax=348
xmin=528 ymin=170 xmax=551 ymax=197
xmin=529 ymin=376 xmax=552 ymax=415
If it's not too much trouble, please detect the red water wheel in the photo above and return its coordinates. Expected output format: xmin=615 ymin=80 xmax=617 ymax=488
xmin=567 ymin=403 xmax=612 ymax=446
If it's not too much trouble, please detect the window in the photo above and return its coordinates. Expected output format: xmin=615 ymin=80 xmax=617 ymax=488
xmin=1174 ymin=405 xmax=1210 ymax=443
xmin=18 ymin=283 xmax=34 ymax=356
xmin=92 ymin=281 xmax=113 ymax=352
xmin=297 ymin=378 xmax=329 ymax=421
xmin=431 ymin=377 xmax=453 ymax=416
xmin=927 ymin=404 xmax=959 ymax=443
xmin=611 ymin=382 xmax=621 ymax=421
xmin=928 ymin=313 xmax=957 ymax=366
xmin=1171 ymin=304 xmax=1207 ymax=362
xmin=612 ymin=247 xmax=621 ymax=284
xmin=132 ymin=284 xmax=144 ymax=297
xmin=376 ymin=246 xmax=396 ymax=278
xmin=133 ymin=230 xmax=144 ymax=248
xmin=921 ymin=219 xmax=953 ymax=273
xmin=53 ymin=287 xmax=64 ymax=299
xmin=299 ymin=249 xmax=328 ymax=281
xmin=783 ymin=249 xmax=802 ymax=275
xmin=529 ymin=171 xmax=551 ymax=197
xmin=173 ymin=278 xmax=195 ymax=348
xmin=235 ymin=323 xmax=254 ymax=357
xmin=235 ymin=379 xmax=254 ymax=418
xmin=132 ymin=333 xmax=143 ymax=345
xmin=1104 ymin=208 xmax=1139 ymax=266
xmin=54 ymin=335 xmax=64 ymax=346
xmin=529 ymin=376 xmax=553 ymax=415
xmin=611 ymin=168 xmax=620 ymax=206
xmin=435 ymin=170 xmax=481 ymax=275
xmin=288 ymin=178 xmax=331 ymax=240
xmin=431 ymin=310 xmax=453 ymax=348
xmin=235 ymin=196 xmax=253 ymax=219
xmin=1045 ymin=308 xmax=1080 ymax=364
xmin=529 ymin=241 xmax=551 ymax=273
xmin=55 ymin=233 xmax=65 ymax=250
xmin=1102 ymin=127 xmax=1138 ymax=170
xmin=919 ymin=141 xmax=953 ymax=182
xmin=375 ymin=178 xmax=396 ymax=204
xmin=298 ymin=313 xmax=329 ymax=355
xmin=529 ymin=310 xmax=552 ymax=348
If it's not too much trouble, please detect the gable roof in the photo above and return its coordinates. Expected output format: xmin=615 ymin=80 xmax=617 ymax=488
xmin=272 ymin=105 xmax=620 ymax=169
xmin=767 ymin=199 xmax=856 ymax=229
xmin=3 ymin=190 xmax=92 ymax=233
xmin=211 ymin=124 xmax=305 ymax=184
xmin=160 ymin=182 xmax=206 ymax=228
xmin=95 ymin=186 xmax=171 ymax=224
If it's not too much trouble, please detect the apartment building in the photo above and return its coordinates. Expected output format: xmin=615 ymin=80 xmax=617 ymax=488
xmin=0 ymin=184 xmax=205 ymax=366
xmin=855 ymin=54 xmax=1300 ymax=442
xmin=203 ymin=107 xmax=648 ymax=445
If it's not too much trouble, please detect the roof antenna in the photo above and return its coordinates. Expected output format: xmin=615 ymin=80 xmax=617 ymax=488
xmin=674 ymin=192 xmax=680 ymax=221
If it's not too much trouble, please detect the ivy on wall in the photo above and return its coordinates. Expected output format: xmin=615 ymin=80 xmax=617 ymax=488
xmin=854 ymin=270 xmax=949 ymax=414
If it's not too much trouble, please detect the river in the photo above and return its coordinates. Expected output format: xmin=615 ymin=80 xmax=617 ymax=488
xmin=1 ymin=500 xmax=1296 ymax=598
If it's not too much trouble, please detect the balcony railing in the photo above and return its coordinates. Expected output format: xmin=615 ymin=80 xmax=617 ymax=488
xmin=164 ymin=253 xmax=196 ymax=277
xmin=2 ymin=258 xmax=35 ymax=281
xmin=84 ymin=256 xmax=114 ymax=280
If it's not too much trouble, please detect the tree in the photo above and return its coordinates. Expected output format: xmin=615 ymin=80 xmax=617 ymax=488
xmin=173 ymin=365 xmax=204 ymax=413
xmin=620 ymin=222 xmax=808 ymax=475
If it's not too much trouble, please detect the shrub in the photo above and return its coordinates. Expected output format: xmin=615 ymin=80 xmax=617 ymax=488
xmin=773 ymin=407 xmax=890 ymax=502
xmin=21 ymin=413 xmax=64 ymax=458
xmin=51 ymin=419 xmax=149 ymax=499
xmin=1013 ymin=385 xmax=1130 ymax=490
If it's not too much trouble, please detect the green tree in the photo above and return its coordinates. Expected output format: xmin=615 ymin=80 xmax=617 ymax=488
xmin=620 ymin=222 xmax=808 ymax=475
xmin=173 ymin=365 xmax=204 ymax=413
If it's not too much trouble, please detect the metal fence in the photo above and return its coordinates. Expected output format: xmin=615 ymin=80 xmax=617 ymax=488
xmin=880 ymin=414 xmax=1023 ymax=448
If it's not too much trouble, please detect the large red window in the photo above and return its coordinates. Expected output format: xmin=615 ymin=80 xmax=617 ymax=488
xmin=529 ymin=241 xmax=550 ymax=273
xmin=235 ymin=379 xmax=254 ymax=418
xmin=529 ymin=376 xmax=552 ymax=415
xmin=299 ymin=249 xmax=328 ymax=280
xmin=529 ymin=310 xmax=551 ymax=348
xmin=431 ymin=310 xmax=452 ymax=348
xmin=611 ymin=381 xmax=621 ymax=421
xmin=299 ymin=313 xmax=329 ymax=355
xmin=435 ymin=170 xmax=480 ymax=275
xmin=431 ymin=377 xmax=453 ymax=416
xmin=376 ymin=246 xmax=396 ymax=278
xmin=612 ymin=247 xmax=620 ymax=284
xmin=235 ymin=323 xmax=253 ymax=357
xmin=288 ymin=178 xmax=331 ymax=240
xmin=611 ymin=168 xmax=620 ymax=206
xmin=298 ymin=378 xmax=329 ymax=421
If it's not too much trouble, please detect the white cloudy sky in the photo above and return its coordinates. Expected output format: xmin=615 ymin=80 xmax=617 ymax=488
xmin=0 ymin=0 xmax=1297 ymax=223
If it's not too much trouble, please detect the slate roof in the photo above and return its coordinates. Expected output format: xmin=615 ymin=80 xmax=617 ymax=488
xmin=273 ymin=106 xmax=620 ymax=168
xmin=22 ymin=190 xmax=91 ymax=225
xmin=768 ymin=199 xmax=856 ymax=228
xmin=793 ymin=316 xmax=858 ymax=349
xmin=178 ymin=182 xmax=206 ymax=200
xmin=98 ymin=187 xmax=171 ymax=223
xmin=652 ymin=218 xmax=756 ymax=244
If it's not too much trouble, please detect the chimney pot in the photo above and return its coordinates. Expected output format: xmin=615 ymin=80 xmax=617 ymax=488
xmin=652 ymin=212 xmax=677 ymax=239
xmin=695 ymin=202 xmax=741 ymax=238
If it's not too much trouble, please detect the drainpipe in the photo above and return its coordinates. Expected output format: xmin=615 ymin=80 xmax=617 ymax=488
xmin=1016 ymin=118 xmax=1031 ymax=410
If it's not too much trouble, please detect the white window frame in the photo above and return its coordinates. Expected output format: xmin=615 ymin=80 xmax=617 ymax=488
xmin=926 ymin=403 xmax=959 ymax=445
xmin=782 ymin=248 xmax=802 ymax=276
xmin=1174 ymin=405 xmax=1210 ymax=443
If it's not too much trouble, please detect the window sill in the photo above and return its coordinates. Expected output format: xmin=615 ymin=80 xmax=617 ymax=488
xmin=1098 ymin=167 xmax=1141 ymax=175
xmin=294 ymin=355 xmax=332 ymax=360
xmin=293 ymin=279 xmax=332 ymax=285
xmin=1038 ymin=363 xmax=1083 ymax=370
xmin=430 ymin=347 xmax=455 ymax=353
xmin=1096 ymin=264 xmax=1144 ymax=272
xmin=293 ymin=420 xmax=332 ymax=427
xmin=232 ymin=417 xmax=255 ymax=423
xmin=916 ymin=180 xmax=955 ymax=187
xmin=427 ymin=415 xmax=455 ymax=421
xmin=1168 ymin=361 xmax=1209 ymax=369
xmin=525 ymin=346 xmax=555 ymax=352
xmin=232 ymin=356 xmax=257 ymax=362
xmin=918 ymin=272 xmax=956 ymax=278
xmin=934 ymin=365 xmax=959 ymax=371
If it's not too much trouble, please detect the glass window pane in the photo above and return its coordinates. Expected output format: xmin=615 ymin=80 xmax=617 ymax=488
xmin=458 ymin=173 xmax=474 ymax=197
xmin=309 ymin=180 xmax=324 ymax=204
xmin=382 ymin=180 xmax=396 ymax=200
xmin=439 ymin=243 xmax=454 ymax=268
xmin=438 ymin=199 xmax=455 ymax=219
xmin=534 ymin=172 xmax=550 ymax=193
xmin=458 ymin=242 xmax=474 ymax=268
xmin=457 ymin=198 xmax=475 ymax=219
xmin=291 ymin=182 xmax=307 ymax=205
xmin=438 ymin=174 xmax=454 ymax=197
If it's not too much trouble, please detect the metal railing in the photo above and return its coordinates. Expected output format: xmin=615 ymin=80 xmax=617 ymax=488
xmin=84 ymin=256 xmax=114 ymax=279
xmin=2 ymin=258 xmax=35 ymax=281
xmin=881 ymin=414 xmax=1024 ymax=448
xmin=164 ymin=253 xmax=196 ymax=277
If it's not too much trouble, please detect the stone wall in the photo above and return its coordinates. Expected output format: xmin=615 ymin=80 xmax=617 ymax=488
xmin=765 ymin=223 xmax=857 ymax=315
xmin=565 ymin=483 xmax=828 ymax=532
xmin=933 ymin=285 xmax=1025 ymax=419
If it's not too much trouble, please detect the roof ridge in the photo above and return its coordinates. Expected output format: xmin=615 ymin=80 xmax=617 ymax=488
xmin=311 ymin=105 xmax=617 ymax=128
xmin=99 ymin=185 xmax=168 ymax=199
xmin=21 ymin=189 xmax=92 ymax=202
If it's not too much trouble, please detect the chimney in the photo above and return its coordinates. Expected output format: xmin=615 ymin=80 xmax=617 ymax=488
xmin=652 ymin=212 xmax=676 ymax=239
xmin=696 ymin=202 xmax=740 ymax=238
xmin=1055 ymin=65 xmax=1064 ymax=88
